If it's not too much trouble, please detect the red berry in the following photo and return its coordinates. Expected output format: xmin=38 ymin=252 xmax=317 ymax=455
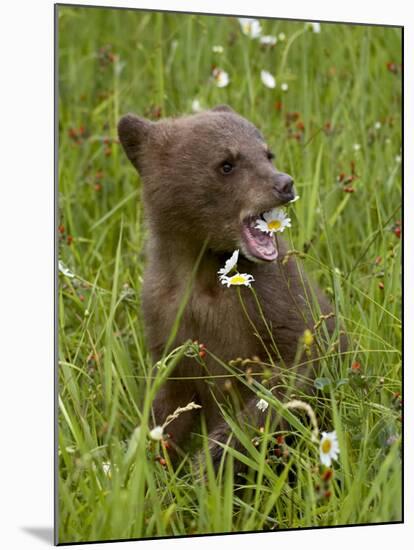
xmin=322 ymin=468 xmax=333 ymax=481
xmin=386 ymin=62 xmax=398 ymax=74
xmin=351 ymin=361 xmax=361 ymax=372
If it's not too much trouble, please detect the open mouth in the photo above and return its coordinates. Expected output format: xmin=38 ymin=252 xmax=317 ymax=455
xmin=241 ymin=214 xmax=278 ymax=262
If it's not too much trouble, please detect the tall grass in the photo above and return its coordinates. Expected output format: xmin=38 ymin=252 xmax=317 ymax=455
xmin=57 ymin=6 xmax=402 ymax=544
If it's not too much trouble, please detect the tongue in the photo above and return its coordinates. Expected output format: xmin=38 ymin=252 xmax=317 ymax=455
xmin=242 ymin=217 xmax=278 ymax=261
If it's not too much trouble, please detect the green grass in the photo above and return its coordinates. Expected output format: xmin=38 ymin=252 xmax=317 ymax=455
xmin=57 ymin=6 xmax=402 ymax=544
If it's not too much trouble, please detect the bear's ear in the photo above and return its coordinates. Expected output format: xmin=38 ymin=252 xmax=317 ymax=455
xmin=210 ymin=104 xmax=234 ymax=114
xmin=118 ymin=113 xmax=153 ymax=169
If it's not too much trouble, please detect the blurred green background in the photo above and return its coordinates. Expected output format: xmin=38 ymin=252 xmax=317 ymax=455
xmin=58 ymin=6 xmax=402 ymax=544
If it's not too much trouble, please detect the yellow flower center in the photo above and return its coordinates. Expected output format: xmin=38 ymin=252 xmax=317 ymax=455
xmin=229 ymin=274 xmax=246 ymax=284
xmin=303 ymin=329 xmax=314 ymax=346
xmin=268 ymin=220 xmax=282 ymax=231
xmin=321 ymin=439 xmax=332 ymax=454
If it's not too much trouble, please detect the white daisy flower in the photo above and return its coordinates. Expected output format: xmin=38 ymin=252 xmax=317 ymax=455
xmin=212 ymin=67 xmax=230 ymax=88
xmin=102 ymin=462 xmax=112 ymax=478
xmin=306 ymin=22 xmax=321 ymax=33
xmin=353 ymin=143 xmax=361 ymax=152
xmin=278 ymin=32 xmax=286 ymax=41
xmin=149 ymin=426 xmax=164 ymax=441
xmin=191 ymin=99 xmax=202 ymax=113
xmin=238 ymin=17 xmax=262 ymax=39
xmin=289 ymin=195 xmax=300 ymax=203
xmin=255 ymin=207 xmax=291 ymax=234
xmin=220 ymin=273 xmax=255 ymax=288
xmin=374 ymin=121 xmax=381 ymax=130
xmin=58 ymin=260 xmax=75 ymax=278
xmin=218 ymin=249 xmax=239 ymax=278
xmin=212 ymin=45 xmax=224 ymax=54
xmin=319 ymin=431 xmax=340 ymax=467
xmin=256 ymin=398 xmax=269 ymax=412
xmin=281 ymin=82 xmax=289 ymax=92
xmin=395 ymin=154 xmax=402 ymax=164
xmin=261 ymin=70 xmax=276 ymax=89
xmin=260 ymin=35 xmax=277 ymax=46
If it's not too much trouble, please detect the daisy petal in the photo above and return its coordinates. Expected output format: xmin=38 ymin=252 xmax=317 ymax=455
xmin=261 ymin=70 xmax=276 ymax=89
xmin=212 ymin=68 xmax=230 ymax=88
xmin=256 ymin=398 xmax=269 ymax=412
xmin=238 ymin=17 xmax=262 ymax=39
xmin=218 ymin=249 xmax=239 ymax=276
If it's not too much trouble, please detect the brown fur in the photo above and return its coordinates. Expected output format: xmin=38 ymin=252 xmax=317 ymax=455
xmin=118 ymin=105 xmax=344 ymax=470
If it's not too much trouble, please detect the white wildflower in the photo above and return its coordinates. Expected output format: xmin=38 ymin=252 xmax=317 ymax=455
xmin=58 ymin=260 xmax=75 ymax=278
xmin=319 ymin=430 xmax=340 ymax=467
xmin=255 ymin=207 xmax=291 ymax=234
xmin=102 ymin=462 xmax=112 ymax=478
xmin=260 ymin=35 xmax=277 ymax=46
xmin=261 ymin=70 xmax=276 ymax=89
xmin=212 ymin=67 xmax=230 ymax=88
xmin=238 ymin=17 xmax=262 ymax=39
xmin=149 ymin=426 xmax=164 ymax=441
xmin=306 ymin=22 xmax=321 ymax=33
xmin=220 ymin=273 xmax=255 ymax=288
xmin=191 ymin=99 xmax=202 ymax=113
xmin=256 ymin=398 xmax=269 ymax=412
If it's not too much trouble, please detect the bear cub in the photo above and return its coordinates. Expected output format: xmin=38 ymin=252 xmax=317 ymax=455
xmin=118 ymin=105 xmax=341 ymax=470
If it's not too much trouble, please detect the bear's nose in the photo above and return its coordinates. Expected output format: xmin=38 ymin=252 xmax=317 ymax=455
xmin=273 ymin=172 xmax=294 ymax=200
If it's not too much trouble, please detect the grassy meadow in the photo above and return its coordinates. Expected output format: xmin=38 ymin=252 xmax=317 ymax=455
xmin=57 ymin=5 xmax=402 ymax=544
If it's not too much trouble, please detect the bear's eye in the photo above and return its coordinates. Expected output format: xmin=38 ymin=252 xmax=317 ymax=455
xmin=221 ymin=161 xmax=234 ymax=174
xmin=267 ymin=150 xmax=275 ymax=161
